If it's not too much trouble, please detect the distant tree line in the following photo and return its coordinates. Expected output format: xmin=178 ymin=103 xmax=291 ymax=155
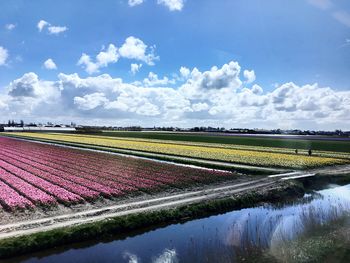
xmin=7 ymin=120 xmax=24 ymax=127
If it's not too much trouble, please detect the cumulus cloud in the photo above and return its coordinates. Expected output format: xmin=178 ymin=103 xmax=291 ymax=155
xmin=74 ymin=92 xmax=108 ymax=110
xmin=43 ymin=58 xmax=57 ymax=70
xmin=1 ymin=61 xmax=350 ymax=129
xmin=7 ymin=72 xmax=60 ymax=99
xmin=143 ymin=72 xmax=176 ymax=86
xmin=179 ymin=66 xmax=190 ymax=79
xmin=119 ymin=36 xmax=158 ymax=65
xmin=130 ymin=63 xmax=142 ymax=75
xmin=37 ymin=20 xmax=68 ymax=34
xmin=128 ymin=0 xmax=144 ymax=7
xmin=47 ymin=26 xmax=68 ymax=35
xmin=78 ymin=44 xmax=119 ymax=74
xmin=180 ymin=61 xmax=242 ymax=100
xmin=157 ymin=0 xmax=184 ymax=11
xmin=0 ymin=95 xmax=8 ymax=110
xmin=37 ymin=20 xmax=49 ymax=32
xmin=243 ymin=70 xmax=256 ymax=84
xmin=5 ymin=24 xmax=16 ymax=30
xmin=0 ymin=46 xmax=9 ymax=66
xmin=78 ymin=37 xmax=158 ymax=74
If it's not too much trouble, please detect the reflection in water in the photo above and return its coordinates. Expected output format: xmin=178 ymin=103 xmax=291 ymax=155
xmin=12 ymin=184 xmax=350 ymax=263
xmin=123 ymin=249 xmax=178 ymax=263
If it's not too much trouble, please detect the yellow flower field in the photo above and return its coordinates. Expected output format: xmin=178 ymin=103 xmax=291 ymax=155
xmin=56 ymin=133 xmax=350 ymax=160
xmin=4 ymin=132 xmax=348 ymax=169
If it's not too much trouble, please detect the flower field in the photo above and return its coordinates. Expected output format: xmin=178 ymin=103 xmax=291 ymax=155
xmin=5 ymin=133 xmax=348 ymax=168
xmin=0 ymin=137 xmax=234 ymax=211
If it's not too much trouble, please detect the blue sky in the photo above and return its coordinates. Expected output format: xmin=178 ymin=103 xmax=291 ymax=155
xmin=0 ymin=0 xmax=349 ymax=129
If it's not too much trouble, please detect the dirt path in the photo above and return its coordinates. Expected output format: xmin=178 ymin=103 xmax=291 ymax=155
xmin=0 ymin=178 xmax=276 ymax=240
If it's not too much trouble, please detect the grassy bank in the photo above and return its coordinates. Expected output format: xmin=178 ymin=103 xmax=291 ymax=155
xmin=0 ymin=181 xmax=304 ymax=259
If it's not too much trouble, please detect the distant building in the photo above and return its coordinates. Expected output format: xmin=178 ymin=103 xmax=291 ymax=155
xmin=1 ymin=127 xmax=76 ymax=132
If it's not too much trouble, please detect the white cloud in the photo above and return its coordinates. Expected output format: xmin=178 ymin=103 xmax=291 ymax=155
xmin=307 ymin=0 xmax=332 ymax=10
xmin=43 ymin=58 xmax=57 ymax=70
xmin=157 ymin=0 xmax=184 ymax=11
xmin=332 ymin=11 xmax=350 ymax=28
xmin=119 ymin=36 xmax=159 ymax=65
xmin=128 ymin=0 xmax=144 ymax=7
xmin=243 ymin=70 xmax=256 ymax=84
xmin=179 ymin=66 xmax=190 ymax=79
xmin=0 ymin=46 xmax=9 ymax=66
xmin=37 ymin=20 xmax=49 ymax=32
xmin=47 ymin=26 xmax=68 ymax=35
xmin=78 ymin=44 xmax=119 ymax=74
xmin=78 ymin=37 xmax=157 ymax=74
xmin=37 ymin=20 xmax=68 ymax=35
xmin=5 ymin=24 xmax=16 ymax=30
xmin=1 ymin=61 xmax=350 ymax=130
xmin=251 ymin=84 xmax=263 ymax=95
xmin=96 ymin=44 xmax=119 ymax=66
xmin=192 ymin=102 xmax=209 ymax=112
xmin=74 ymin=92 xmax=108 ymax=110
xmin=130 ymin=63 xmax=142 ymax=75
xmin=143 ymin=72 xmax=176 ymax=86
xmin=0 ymin=95 xmax=9 ymax=110
xmin=180 ymin=61 xmax=242 ymax=100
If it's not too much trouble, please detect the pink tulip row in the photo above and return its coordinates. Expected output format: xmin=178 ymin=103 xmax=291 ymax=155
xmin=0 ymin=137 xmax=236 ymax=211
xmin=0 ymin=179 xmax=34 ymax=210
xmin=0 ymin=150 xmax=125 ymax=197
xmin=0 ymin=166 xmax=56 ymax=206
xmin=2 ymin=137 xmax=234 ymax=185
xmin=1 ymin=141 xmax=216 ymax=186
xmin=1 ymin=147 xmax=153 ymax=191
xmin=1 ymin=143 xmax=191 ymax=187
xmin=0 ymin=160 xmax=83 ymax=204
xmin=0 ymin=153 xmax=100 ymax=200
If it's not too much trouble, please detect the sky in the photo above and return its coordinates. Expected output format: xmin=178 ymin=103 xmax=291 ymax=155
xmin=0 ymin=0 xmax=349 ymax=130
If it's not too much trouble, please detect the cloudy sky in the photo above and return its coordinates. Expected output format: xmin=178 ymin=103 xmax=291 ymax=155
xmin=0 ymin=0 xmax=349 ymax=130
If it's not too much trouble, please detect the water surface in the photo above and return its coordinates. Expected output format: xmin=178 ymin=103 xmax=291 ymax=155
xmin=7 ymin=183 xmax=350 ymax=263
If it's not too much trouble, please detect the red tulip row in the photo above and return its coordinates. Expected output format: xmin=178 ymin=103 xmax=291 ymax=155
xmin=0 ymin=137 xmax=235 ymax=211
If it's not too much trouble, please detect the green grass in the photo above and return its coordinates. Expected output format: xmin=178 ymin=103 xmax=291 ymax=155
xmin=98 ymin=131 xmax=350 ymax=153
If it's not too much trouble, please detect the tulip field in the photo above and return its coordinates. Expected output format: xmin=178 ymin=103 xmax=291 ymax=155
xmin=4 ymin=132 xmax=349 ymax=168
xmin=0 ymin=137 xmax=235 ymax=211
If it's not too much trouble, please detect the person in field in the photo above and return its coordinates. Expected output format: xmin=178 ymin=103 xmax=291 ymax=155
xmin=308 ymin=149 xmax=312 ymax=156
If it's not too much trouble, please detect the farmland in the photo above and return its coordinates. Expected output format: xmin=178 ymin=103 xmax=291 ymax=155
xmin=3 ymin=132 xmax=349 ymax=169
xmin=0 ymin=137 xmax=235 ymax=211
xmin=0 ymin=133 xmax=349 ymax=260
xmin=99 ymin=131 xmax=350 ymax=153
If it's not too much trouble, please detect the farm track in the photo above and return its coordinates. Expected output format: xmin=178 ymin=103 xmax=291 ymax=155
xmin=0 ymin=178 xmax=277 ymax=239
